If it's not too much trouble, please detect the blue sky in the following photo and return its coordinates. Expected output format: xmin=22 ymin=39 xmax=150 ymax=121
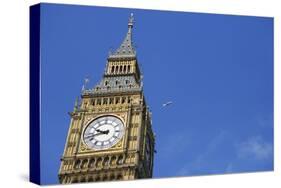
xmin=39 ymin=3 xmax=273 ymax=185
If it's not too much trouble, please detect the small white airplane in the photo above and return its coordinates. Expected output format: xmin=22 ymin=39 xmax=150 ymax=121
xmin=162 ymin=101 xmax=173 ymax=107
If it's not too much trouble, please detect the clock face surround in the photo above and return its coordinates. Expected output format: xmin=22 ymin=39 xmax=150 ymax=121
xmin=83 ymin=115 xmax=125 ymax=150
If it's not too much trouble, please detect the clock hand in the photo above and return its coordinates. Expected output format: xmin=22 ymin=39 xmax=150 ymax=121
xmin=96 ymin=129 xmax=103 ymax=133
xmin=96 ymin=129 xmax=110 ymax=135
xmin=84 ymin=134 xmax=95 ymax=139
xmin=84 ymin=132 xmax=103 ymax=139
xmin=93 ymin=132 xmax=105 ymax=136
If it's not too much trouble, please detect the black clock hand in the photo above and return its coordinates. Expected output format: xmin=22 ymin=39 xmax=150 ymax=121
xmin=96 ymin=129 xmax=110 ymax=135
xmin=96 ymin=129 xmax=103 ymax=133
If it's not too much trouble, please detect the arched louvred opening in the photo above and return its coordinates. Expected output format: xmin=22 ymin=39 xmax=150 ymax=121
xmin=123 ymin=65 xmax=126 ymax=73
xmin=115 ymin=66 xmax=119 ymax=74
xmin=127 ymin=65 xmax=131 ymax=73
xmin=115 ymin=97 xmax=120 ymax=104
xmin=121 ymin=97 xmax=126 ymax=104
xmin=111 ymin=66 xmax=114 ymax=73
xmin=120 ymin=66 xmax=123 ymax=73
xmin=74 ymin=159 xmax=81 ymax=169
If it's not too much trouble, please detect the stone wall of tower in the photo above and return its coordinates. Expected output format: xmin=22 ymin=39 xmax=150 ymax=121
xmin=58 ymin=91 xmax=153 ymax=184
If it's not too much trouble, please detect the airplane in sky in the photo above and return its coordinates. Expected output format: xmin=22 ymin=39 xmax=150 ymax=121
xmin=162 ymin=101 xmax=173 ymax=107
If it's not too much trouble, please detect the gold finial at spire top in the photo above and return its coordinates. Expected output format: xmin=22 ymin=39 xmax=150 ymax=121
xmin=128 ymin=13 xmax=134 ymax=28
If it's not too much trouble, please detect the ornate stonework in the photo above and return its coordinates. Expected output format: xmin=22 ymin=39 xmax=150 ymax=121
xmin=58 ymin=14 xmax=155 ymax=184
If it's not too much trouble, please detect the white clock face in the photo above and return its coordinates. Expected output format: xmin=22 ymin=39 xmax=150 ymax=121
xmin=83 ymin=116 xmax=125 ymax=150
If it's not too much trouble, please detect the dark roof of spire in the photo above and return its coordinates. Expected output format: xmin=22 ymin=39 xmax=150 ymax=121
xmin=108 ymin=13 xmax=136 ymax=59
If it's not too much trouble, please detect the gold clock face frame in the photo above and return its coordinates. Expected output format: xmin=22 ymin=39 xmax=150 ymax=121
xmin=83 ymin=115 xmax=125 ymax=150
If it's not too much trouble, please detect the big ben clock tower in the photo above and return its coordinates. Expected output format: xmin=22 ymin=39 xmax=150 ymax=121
xmin=58 ymin=14 xmax=155 ymax=184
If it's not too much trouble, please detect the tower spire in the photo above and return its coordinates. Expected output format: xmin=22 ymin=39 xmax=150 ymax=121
xmin=108 ymin=13 xmax=136 ymax=59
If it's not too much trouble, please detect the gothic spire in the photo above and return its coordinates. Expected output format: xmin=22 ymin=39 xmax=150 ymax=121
xmin=108 ymin=13 xmax=136 ymax=59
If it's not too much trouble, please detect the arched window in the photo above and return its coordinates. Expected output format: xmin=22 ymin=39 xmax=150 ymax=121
xmin=117 ymin=155 xmax=123 ymax=164
xmin=120 ymin=66 xmax=123 ymax=73
xmin=121 ymin=97 xmax=126 ymax=104
xmin=123 ymin=66 xmax=126 ymax=73
xmin=111 ymin=156 xmax=117 ymax=165
xmin=127 ymin=65 xmax=131 ymax=73
xmin=96 ymin=157 xmax=102 ymax=167
xmin=88 ymin=158 xmax=95 ymax=168
xmin=74 ymin=160 xmax=81 ymax=169
xmin=109 ymin=97 xmax=114 ymax=104
xmin=105 ymin=81 xmax=108 ymax=86
xmin=125 ymin=80 xmax=130 ymax=85
xmin=81 ymin=159 xmax=88 ymax=169
xmin=97 ymin=98 xmax=101 ymax=105
xmin=115 ymin=66 xmax=119 ymax=73
xmin=103 ymin=156 xmax=110 ymax=166
xmin=115 ymin=97 xmax=120 ymax=104
xmin=111 ymin=66 xmax=114 ymax=73
xmin=103 ymin=98 xmax=108 ymax=105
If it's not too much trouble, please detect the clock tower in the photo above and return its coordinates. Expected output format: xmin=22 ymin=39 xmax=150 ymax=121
xmin=58 ymin=14 xmax=155 ymax=184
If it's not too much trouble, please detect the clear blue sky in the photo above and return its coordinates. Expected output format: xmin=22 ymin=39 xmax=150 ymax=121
xmin=40 ymin=3 xmax=273 ymax=185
